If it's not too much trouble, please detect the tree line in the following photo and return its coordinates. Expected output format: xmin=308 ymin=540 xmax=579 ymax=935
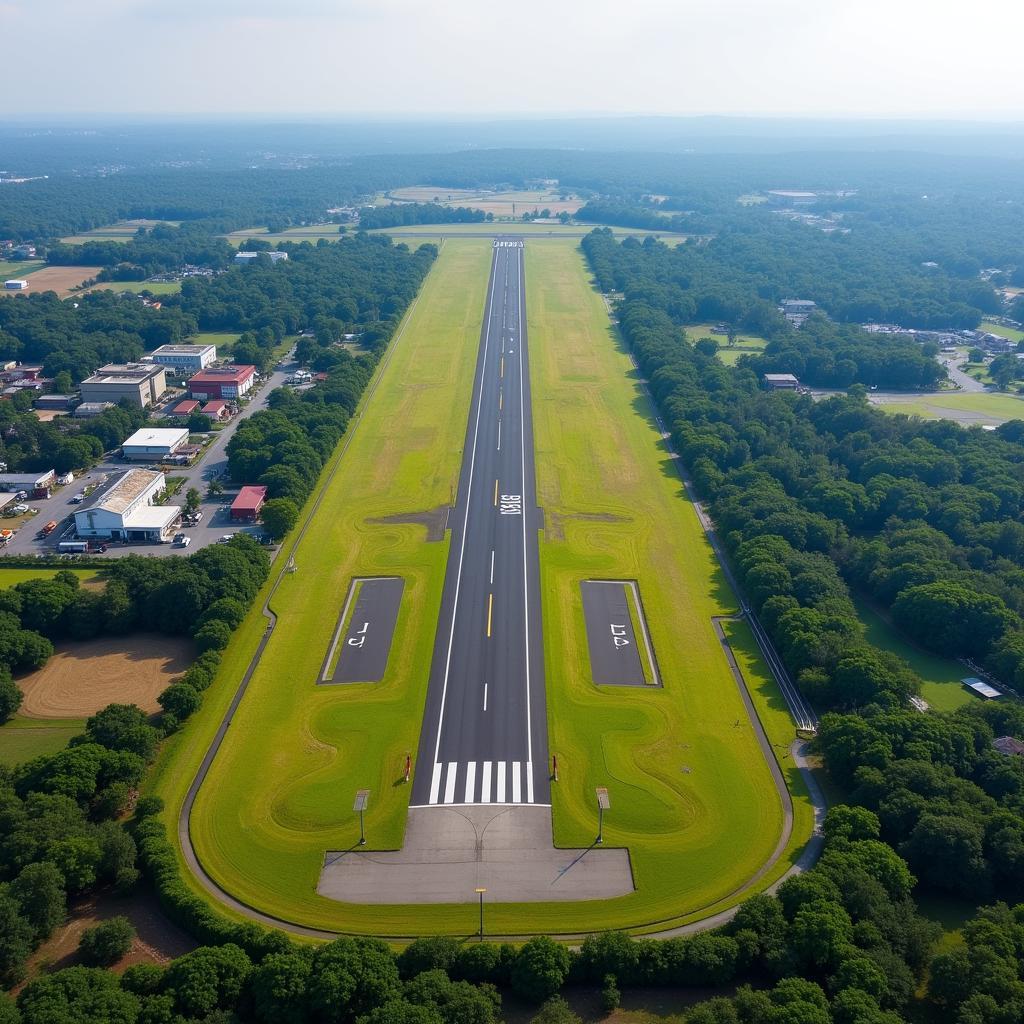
xmin=357 ymin=203 xmax=488 ymax=229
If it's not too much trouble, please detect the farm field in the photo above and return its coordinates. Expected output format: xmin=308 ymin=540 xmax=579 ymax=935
xmin=0 ymin=259 xmax=44 ymax=279
xmin=981 ymin=320 xmax=1024 ymax=343
xmin=853 ymin=597 xmax=971 ymax=712
xmin=0 ymin=716 xmax=83 ymax=766
xmin=85 ymin=280 xmax=183 ymax=295
xmin=528 ymin=240 xmax=811 ymax=933
xmin=162 ymin=239 xmax=494 ymax=934
xmin=875 ymin=391 xmax=1024 ymax=425
xmin=60 ymin=219 xmax=182 ymax=244
xmin=18 ymin=634 xmax=194 ymax=717
xmin=1 ymin=265 xmax=102 ymax=297
xmin=385 ymin=186 xmax=583 ymax=218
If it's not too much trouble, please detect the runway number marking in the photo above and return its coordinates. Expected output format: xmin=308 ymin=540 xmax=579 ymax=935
xmin=610 ymin=623 xmax=631 ymax=648
xmin=500 ymin=494 xmax=522 ymax=515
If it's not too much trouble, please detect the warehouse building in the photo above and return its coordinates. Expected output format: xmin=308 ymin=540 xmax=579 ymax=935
xmin=0 ymin=469 xmax=55 ymax=498
xmin=74 ymin=468 xmax=180 ymax=543
xmin=234 ymin=250 xmax=288 ymax=264
xmin=230 ymin=485 xmax=268 ymax=521
xmin=150 ymin=343 xmax=217 ymax=374
xmin=79 ymin=363 xmax=167 ymax=408
xmin=121 ymin=426 xmax=189 ymax=461
xmin=4 ymin=280 xmax=28 ymax=291
xmin=764 ymin=373 xmax=801 ymax=391
xmin=187 ymin=365 xmax=257 ymax=400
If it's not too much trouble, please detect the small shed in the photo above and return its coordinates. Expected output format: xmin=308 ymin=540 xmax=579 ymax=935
xmin=231 ymin=485 xmax=268 ymax=522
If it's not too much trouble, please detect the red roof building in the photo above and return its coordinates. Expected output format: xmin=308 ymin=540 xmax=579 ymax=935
xmin=187 ymin=365 xmax=257 ymax=400
xmin=230 ymin=485 xmax=268 ymax=521
xmin=201 ymin=399 xmax=231 ymax=420
xmin=172 ymin=399 xmax=199 ymax=416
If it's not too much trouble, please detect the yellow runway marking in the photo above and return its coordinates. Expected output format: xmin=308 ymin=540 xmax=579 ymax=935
xmin=499 ymin=390 xmax=503 ymax=411
xmin=493 ymin=479 xmax=499 ymax=505
xmin=487 ymin=593 xmax=494 ymax=637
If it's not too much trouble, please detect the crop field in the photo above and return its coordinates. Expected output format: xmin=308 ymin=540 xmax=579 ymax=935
xmin=60 ymin=219 xmax=182 ymax=244
xmin=18 ymin=634 xmax=194 ymax=717
xmin=528 ymin=241 xmax=811 ymax=932
xmin=386 ymin=186 xmax=583 ymax=218
xmin=158 ymin=239 xmax=494 ymax=934
xmin=0 ymin=260 xmax=44 ymax=279
xmin=853 ymin=597 xmax=971 ymax=711
xmin=1 ymin=265 xmax=102 ymax=298
xmin=876 ymin=391 xmax=1024 ymax=425
xmin=86 ymin=280 xmax=183 ymax=295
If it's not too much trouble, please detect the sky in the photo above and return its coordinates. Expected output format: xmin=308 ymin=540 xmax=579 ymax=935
xmin=2 ymin=0 xmax=1023 ymax=119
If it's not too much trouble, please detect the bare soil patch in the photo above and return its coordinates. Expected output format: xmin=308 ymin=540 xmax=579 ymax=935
xmin=9 ymin=265 xmax=103 ymax=297
xmin=18 ymin=887 xmax=196 ymax=989
xmin=18 ymin=634 xmax=194 ymax=717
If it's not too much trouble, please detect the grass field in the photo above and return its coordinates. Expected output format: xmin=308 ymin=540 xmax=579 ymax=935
xmin=0 ymin=568 xmax=96 ymax=588
xmin=1 ymin=266 xmax=102 ymax=298
xmin=0 ymin=260 xmax=45 ymax=279
xmin=152 ymin=238 xmax=811 ymax=937
xmin=982 ymin=320 xmax=1024 ymax=343
xmin=528 ymin=242 xmax=812 ymax=933
xmin=385 ymin=186 xmax=583 ymax=219
xmin=365 ymin=223 xmax=692 ymax=243
xmin=223 ymin=225 xmax=343 ymax=247
xmin=683 ymin=323 xmax=768 ymax=366
xmin=0 ymin=716 xmax=84 ymax=766
xmin=60 ymin=219 xmax=181 ymax=244
xmin=853 ymin=597 xmax=971 ymax=711
xmin=876 ymin=391 xmax=1024 ymax=425
xmin=85 ymin=280 xmax=183 ymax=296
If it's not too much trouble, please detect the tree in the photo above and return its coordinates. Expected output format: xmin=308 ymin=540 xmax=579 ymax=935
xmin=78 ymin=917 xmax=135 ymax=966
xmin=250 ymin=952 xmax=312 ymax=1024
xmin=10 ymin=862 xmax=66 ymax=940
xmin=510 ymin=937 xmax=571 ymax=1004
xmin=0 ymin=892 xmax=33 ymax=987
xmin=261 ymin=497 xmax=299 ymax=539
xmin=184 ymin=487 xmax=202 ymax=514
xmin=158 ymin=683 xmax=201 ymax=721
xmin=84 ymin=703 xmax=159 ymax=760
xmin=600 ymin=974 xmax=620 ymax=1013
xmin=194 ymin=620 xmax=232 ymax=654
xmin=164 ymin=943 xmax=253 ymax=1018
xmin=306 ymin=937 xmax=401 ymax=1024
xmin=17 ymin=966 xmax=140 ymax=1024
xmin=52 ymin=370 xmax=73 ymax=393
xmin=0 ymin=671 xmax=22 ymax=724
xmin=528 ymin=996 xmax=582 ymax=1024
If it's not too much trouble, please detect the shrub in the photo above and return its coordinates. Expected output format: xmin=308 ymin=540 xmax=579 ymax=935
xmin=79 ymin=917 xmax=135 ymax=965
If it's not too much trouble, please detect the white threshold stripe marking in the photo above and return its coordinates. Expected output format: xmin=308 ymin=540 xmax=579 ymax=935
xmin=443 ymin=761 xmax=457 ymax=804
xmin=409 ymin=803 xmax=552 ymax=810
xmin=497 ymin=762 xmax=507 ymax=803
xmin=429 ymin=763 xmax=442 ymax=804
xmin=527 ymin=761 xmax=534 ymax=803
xmin=512 ymin=761 xmax=522 ymax=803
xmin=464 ymin=761 xmax=476 ymax=803
xmin=481 ymin=761 xmax=492 ymax=803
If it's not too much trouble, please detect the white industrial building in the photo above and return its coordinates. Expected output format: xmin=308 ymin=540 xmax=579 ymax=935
xmin=74 ymin=469 xmax=180 ymax=543
xmin=121 ymin=426 xmax=189 ymax=461
xmin=150 ymin=343 xmax=217 ymax=374
xmin=234 ymin=250 xmax=288 ymax=264
xmin=4 ymin=280 xmax=28 ymax=291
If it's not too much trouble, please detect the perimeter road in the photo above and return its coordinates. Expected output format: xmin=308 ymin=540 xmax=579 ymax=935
xmin=411 ymin=237 xmax=550 ymax=808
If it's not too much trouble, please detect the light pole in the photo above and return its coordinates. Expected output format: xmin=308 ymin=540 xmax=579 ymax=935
xmin=596 ymin=787 xmax=610 ymax=844
xmin=475 ymin=887 xmax=487 ymax=940
xmin=353 ymin=790 xmax=369 ymax=846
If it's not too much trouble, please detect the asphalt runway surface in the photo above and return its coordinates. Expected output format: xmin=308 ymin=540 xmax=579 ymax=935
xmin=322 ymin=577 xmax=404 ymax=683
xmin=580 ymin=581 xmax=646 ymax=686
xmin=411 ymin=238 xmax=550 ymax=807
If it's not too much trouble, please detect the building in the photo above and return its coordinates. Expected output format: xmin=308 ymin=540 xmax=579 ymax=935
xmin=170 ymin=399 xmax=200 ymax=417
xmin=0 ymin=469 xmax=55 ymax=498
xmin=230 ymin=485 xmax=267 ymax=521
xmin=73 ymin=401 xmax=114 ymax=418
xmin=4 ymin=280 xmax=28 ymax=291
xmin=766 ymin=190 xmax=818 ymax=206
xmin=150 ymin=343 xmax=217 ymax=374
xmin=993 ymin=736 xmax=1024 ymax=756
xmin=201 ymin=399 xmax=231 ymax=421
xmin=963 ymin=677 xmax=1001 ymax=700
xmin=187 ymin=365 xmax=257 ymax=400
xmin=74 ymin=468 xmax=180 ymax=543
xmin=79 ymin=363 xmax=167 ymax=408
xmin=764 ymin=373 xmax=801 ymax=390
xmin=0 ymin=365 xmax=43 ymax=382
xmin=121 ymin=427 xmax=189 ymax=462
xmin=779 ymin=298 xmax=818 ymax=326
xmin=234 ymin=250 xmax=287 ymax=264
xmin=34 ymin=394 xmax=79 ymax=412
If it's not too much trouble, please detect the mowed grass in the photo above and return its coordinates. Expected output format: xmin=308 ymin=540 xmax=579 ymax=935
xmin=853 ymin=597 xmax=971 ymax=711
xmin=366 ymin=223 xmax=693 ymax=243
xmin=86 ymin=280 xmax=182 ymax=296
xmin=160 ymin=239 xmax=496 ymax=934
xmin=684 ymin=324 xmax=768 ymax=366
xmin=0 ymin=717 xmax=83 ymax=766
xmin=982 ymin=320 xmax=1024 ymax=343
xmin=528 ymin=242 xmax=813 ymax=932
xmin=0 ymin=568 xmax=97 ymax=588
xmin=877 ymin=391 xmax=1024 ymax=425
xmin=0 ymin=260 xmax=45 ymax=279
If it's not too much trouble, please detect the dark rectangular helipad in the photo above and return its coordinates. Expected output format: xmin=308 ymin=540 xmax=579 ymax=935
xmin=580 ymin=581 xmax=647 ymax=686
xmin=322 ymin=577 xmax=404 ymax=684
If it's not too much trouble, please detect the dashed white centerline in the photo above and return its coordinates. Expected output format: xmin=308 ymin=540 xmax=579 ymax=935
xmin=483 ymin=682 xmax=488 ymax=711
xmin=497 ymin=419 xmax=501 ymax=451
xmin=489 ymin=550 xmax=494 ymax=584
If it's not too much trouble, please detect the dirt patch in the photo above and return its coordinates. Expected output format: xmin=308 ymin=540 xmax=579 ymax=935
xmin=368 ymin=505 xmax=450 ymax=542
xmin=18 ymin=887 xmax=196 ymax=989
xmin=545 ymin=509 xmax=630 ymax=542
xmin=18 ymin=634 xmax=194 ymax=717
xmin=6 ymin=266 xmax=103 ymax=298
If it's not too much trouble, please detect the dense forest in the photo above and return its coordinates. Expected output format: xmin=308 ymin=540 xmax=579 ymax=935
xmin=357 ymin=202 xmax=488 ymax=229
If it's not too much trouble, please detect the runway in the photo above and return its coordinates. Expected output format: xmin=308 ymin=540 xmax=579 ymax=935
xmin=411 ymin=238 xmax=550 ymax=807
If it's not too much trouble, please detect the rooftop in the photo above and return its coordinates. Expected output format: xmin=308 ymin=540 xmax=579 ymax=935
xmin=123 ymin=427 xmax=189 ymax=448
xmin=83 ymin=363 xmax=164 ymax=385
xmin=189 ymin=365 xmax=257 ymax=383
xmin=152 ymin=344 xmax=216 ymax=355
xmin=81 ymin=468 xmax=163 ymax=515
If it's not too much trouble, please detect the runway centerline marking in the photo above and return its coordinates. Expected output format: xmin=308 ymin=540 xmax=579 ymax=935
xmin=483 ymin=683 xmax=488 ymax=711
xmin=486 ymin=593 xmax=493 ymax=637
xmin=497 ymin=419 xmax=501 ymax=451
xmin=489 ymin=549 xmax=494 ymax=584
xmin=493 ymin=478 xmax=498 ymax=506
xmin=516 ymin=246 xmax=534 ymax=767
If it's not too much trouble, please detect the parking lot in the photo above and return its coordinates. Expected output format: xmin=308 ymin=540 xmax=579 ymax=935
xmin=2 ymin=347 xmax=298 ymax=559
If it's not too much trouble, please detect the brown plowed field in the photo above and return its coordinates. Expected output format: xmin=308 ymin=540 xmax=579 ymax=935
xmin=18 ymin=634 xmax=194 ymax=717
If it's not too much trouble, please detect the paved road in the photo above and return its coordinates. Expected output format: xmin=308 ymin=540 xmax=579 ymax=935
xmin=411 ymin=238 xmax=550 ymax=808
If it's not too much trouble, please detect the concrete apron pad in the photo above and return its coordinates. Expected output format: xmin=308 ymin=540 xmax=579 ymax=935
xmin=318 ymin=806 xmax=634 ymax=904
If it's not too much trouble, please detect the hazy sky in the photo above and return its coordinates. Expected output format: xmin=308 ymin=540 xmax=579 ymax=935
xmin=3 ymin=0 xmax=1023 ymax=118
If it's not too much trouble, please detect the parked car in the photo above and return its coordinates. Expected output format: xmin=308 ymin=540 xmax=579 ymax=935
xmin=11 ymin=504 xmax=29 ymax=515
xmin=173 ymin=534 xmax=191 ymax=548
xmin=14 ymin=491 xmax=27 ymax=501
xmin=218 ymin=534 xmax=235 ymax=544
xmin=69 ymin=493 xmax=85 ymax=504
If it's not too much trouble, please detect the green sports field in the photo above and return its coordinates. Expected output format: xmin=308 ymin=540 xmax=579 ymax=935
xmin=982 ymin=320 xmax=1024 ymax=343
xmin=151 ymin=239 xmax=811 ymax=937
xmin=876 ymin=391 xmax=1024 ymax=425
